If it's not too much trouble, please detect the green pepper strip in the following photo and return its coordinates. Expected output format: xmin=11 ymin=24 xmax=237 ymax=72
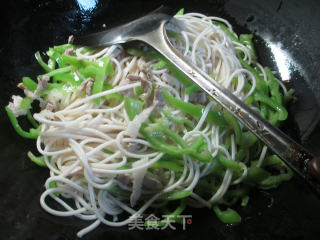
xmin=268 ymin=109 xmax=279 ymax=126
xmin=244 ymin=166 xmax=270 ymax=184
xmin=49 ymin=180 xmax=60 ymax=196
xmin=239 ymin=34 xmax=257 ymax=62
xmin=223 ymin=109 xmax=242 ymax=144
xmin=53 ymin=44 xmax=75 ymax=54
xmin=22 ymin=77 xmax=38 ymax=91
xmin=27 ymin=110 xmax=39 ymax=128
xmin=239 ymin=58 xmax=268 ymax=94
xmin=241 ymin=195 xmax=250 ymax=207
xmin=176 ymin=8 xmax=184 ymax=15
xmin=27 ymin=151 xmax=46 ymax=167
xmin=240 ymin=131 xmax=258 ymax=148
xmin=145 ymin=201 xmax=187 ymax=227
xmin=44 ymin=66 xmax=73 ymax=77
xmin=48 ymin=58 xmax=56 ymax=70
xmin=52 ymin=52 xmax=66 ymax=68
xmin=53 ymin=73 xmax=82 ymax=86
xmin=35 ymin=51 xmax=51 ymax=72
xmin=153 ymin=59 xmax=167 ymax=69
xmin=213 ymin=205 xmax=242 ymax=224
xmin=92 ymin=56 xmax=114 ymax=104
xmin=60 ymin=55 xmax=99 ymax=68
xmin=140 ymin=123 xmax=211 ymax=162
xmin=153 ymin=122 xmax=211 ymax=162
xmin=217 ymin=154 xmax=242 ymax=172
xmin=257 ymin=155 xmax=293 ymax=189
xmin=162 ymin=89 xmax=227 ymax=127
xmin=284 ymin=89 xmax=295 ymax=104
xmin=235 ymin=147 xmax=247 ymax=162
xmin=124 ymin=97 xmax=144 ymax=120
xmin=167 ymin=30 xmax=185 ymax=42
xmin=150 ymin=158 xmax=184 ymax=172
xmin=117 ymin=165 xmax=131 ymax=170
xmin=103 ymin=83 xmax=123 ymax=101
xmin=259 ymin=172 xmax=293 ymax=189
xmin=140 ymin=125 xmax=193 ymax=156
xmin=225 ymin=187 xmax=250 ymax=199
xmin=162 ymin=107 xmax=195 ymax=130
xmin=78 ymin=65 xmax=99 ymax=78
xmin=5 ymin=107 xmax=40 ymax=139
xmin=134 ymin=85 xmax=143 ymax=96
xmin=265 ymin=67 xmax=282 ymax=104
xmin=253 ymin=92 xmax=288 ymax=121
xmin=19 ymin=97 xmax=33 ymax=110
xmin=166 ymin=190 xmax=192 ymax=201
xmin=238 ymin=67 xmax=268 ymax=119
xmin=185 ymin=84 xmax=201 ymax=94
xmin=213 ymin=21 xmax=240 ymax=43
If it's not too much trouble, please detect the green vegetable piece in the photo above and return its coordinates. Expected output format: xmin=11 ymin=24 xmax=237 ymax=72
xmin=52 ymin=52 xmax=66 ymax=68
xmin=239 ymin=34 xmax=257 ymax=62
xmin=5 ymin=106 xmax=40 ymax=139
xmin=27 ymin=110 xmax=39 ymax=128
xmin=217 ymin=154 xmax=242 ymax=172
xmin=223 ymin=110 xmax=242 ymax=144
xmin=225 ymin=187 xmax=250 ymax=199
xmin=185 ymin=84 xmax=201 ymax=94
xmin=140 ymin=124 xmax=193 ymax=157
xmin=253 ymin=92 xmax=288 ymax=121
xmin=153 ymin=59 xmax=167 ymax=69
xmin=239 ymin=59 xmax=268 ymax=94
xmin=53 ymin=44 xmax=75 ymax=54
xmin=27 ymin=151 xmax=46 ymax=167
xmin=44 ymin=66 xmax=73 ymax=77
xmin=134 ymin=86 xmax=143 ymax=96
xmin=213 ymin=21 xmax=240 ymax=43
xmin=166 ymin=190 xmax=192 ymax=200
xmin=265 ymin=67 xmax=282 ymax=104
xmin=162 ymin=89 xmax=226 ymax=126
xmin=140 ymin=122 xmax=211 ymax=162
xmin=48 ymin=58 xmax=56 ymax=70
xmin=124 ymin=97 xmax=144 ymax=121
xmin=22 ymin=77 xmax=38 ymax=91
xmin=19 ymin=97 xmax=33 ymax=110
xmin=244 ymin=166 xmax=270 ymax=184
xmin=284 ymin=89 xmax=295 ymax=104
xmin=150 ymin=158 xmax=184 ymax=172
xmin=116 ymin=165 xmax=131 ymax=170
xmin=35 ymin=51 xmax=51 ymax=72
xmin=102 ymin=83 xmax=124 ymax=101
xmin=80 ymin=65 xmax=99 ymax=78
xmin=257 ymin=155 xmax=294 ymax=189
xmin=176 ymin=8 xmax=184 ymax=15
xmin=241 ymin=195 xmax=249 ymax=207
xmin=162 ymin=107 xmax=195 ymax=129
xmin=240 ymin=131 xmax=258 ymax=148
xmin=145 ymin=201 xmax=186 ymax=227
xmin=92 ymin=56 xmax=114 ymax=104
xmin=49 ymin=181 xmax=60 ymax=196
xmin=167 ymin=30 xmax=185 ymax=42
xmin=213 ymin=205 xmax=242 ymax=224
xmin=53 ymin=73 xmax=81 ymax=86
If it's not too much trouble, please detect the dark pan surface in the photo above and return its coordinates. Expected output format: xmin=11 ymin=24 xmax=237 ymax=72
xmin=0 ymin=0 xmax=320 ymax=239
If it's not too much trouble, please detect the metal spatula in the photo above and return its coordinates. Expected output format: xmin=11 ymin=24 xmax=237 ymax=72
xmin=73 ymin=6 xmax=320 ymax=195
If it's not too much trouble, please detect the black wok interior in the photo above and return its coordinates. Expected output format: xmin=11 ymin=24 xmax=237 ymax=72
xmin=0 ymin=0 xmax=320 ymax=239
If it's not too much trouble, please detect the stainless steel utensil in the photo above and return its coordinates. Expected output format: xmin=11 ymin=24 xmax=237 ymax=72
xmin=73 ymin=6 xmax=320 ymax=195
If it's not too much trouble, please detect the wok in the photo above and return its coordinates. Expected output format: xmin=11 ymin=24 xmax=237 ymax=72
xmin=0 ymin=0 xmax=319 ymax=239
